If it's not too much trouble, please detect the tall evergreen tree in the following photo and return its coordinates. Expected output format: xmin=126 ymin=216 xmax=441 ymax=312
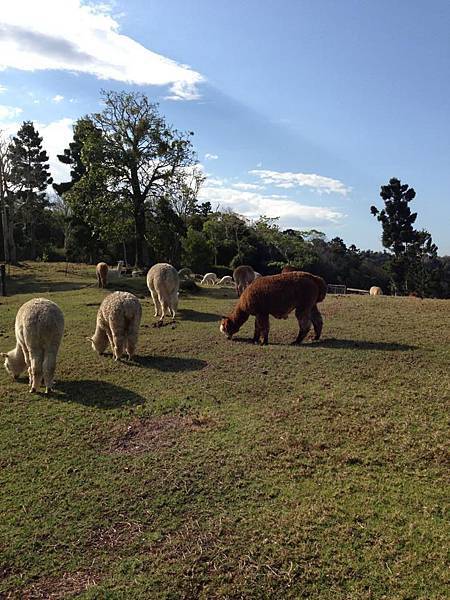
xmin=8 ymin=121 xmax=53 ymax=258
xmin=371 ymin=177 xmax=436 ymax=294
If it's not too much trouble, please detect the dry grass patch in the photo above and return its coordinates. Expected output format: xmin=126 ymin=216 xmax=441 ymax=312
xmin=109 ymin=414 xmax=219 ymax=455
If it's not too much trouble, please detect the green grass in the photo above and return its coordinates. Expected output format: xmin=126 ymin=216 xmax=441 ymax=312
xmin=0 ymin=262 xmax=448 ymax=599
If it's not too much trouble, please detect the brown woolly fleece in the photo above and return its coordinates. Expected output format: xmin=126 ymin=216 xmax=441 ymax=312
xmin=96 ymin=262 xmax=109 ymax=288
xmin=220 ymin=271 xmax=326 ymax=345
xmin=281 ymin=265 xmax=299 ymax=273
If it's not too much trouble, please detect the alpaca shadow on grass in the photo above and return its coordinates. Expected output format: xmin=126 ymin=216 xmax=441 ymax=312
xmin=178 ymin=308 xmax=221 ymax=323
xmin=132 ymin=354 xmax=207 ymax=372
xmin=313 ymin=338 xmax=417 ymax=351
xmin=8 ymin=275 xmax=92 ymax=295
xmin=57 ymin=380 xmax=146 ymax=409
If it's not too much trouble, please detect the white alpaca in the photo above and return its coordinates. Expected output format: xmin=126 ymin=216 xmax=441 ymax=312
xmin=115 ymin=260 xmax=125 ymax=278
xmin=369 ymin=286 xmax=383 ymax=296
xmin=2 ymin=298 xmax=64 ymax=394
xmin=217 ymin=275 xmax=234 ymax=286
xmin=88 ymin=291 xmax=142 ymax=361
xmin=147 ymin=263 xmax=180 ymax=323
xmin=201 ymin=273 xmax=218 ymax=285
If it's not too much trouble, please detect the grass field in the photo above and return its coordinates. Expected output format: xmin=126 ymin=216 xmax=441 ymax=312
xmin=0 ymin=262 xmax=449 ymax=599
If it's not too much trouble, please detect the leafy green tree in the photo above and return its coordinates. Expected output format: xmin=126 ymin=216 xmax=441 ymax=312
xmin=90 ymin=90 xmax=199 ymax=266
xmin=147 ymin=196 xmax=186 ymax=265
xmin=8 ymin=121 xmax=53 ymax=258
xmin=182 ymin=227 xmax=212 ymax=273
xmin=371 ymin=177 xmax=437 ymax=293
xmin=55 ymin=117 xmax=133 ymax=261
xmin=53 ymin=118 xmax=99 ymax=196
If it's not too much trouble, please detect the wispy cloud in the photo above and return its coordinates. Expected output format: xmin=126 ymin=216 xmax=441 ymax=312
xmin=52 ymin=94 xmax=64 ymax=103
xmin=198 ymin=181 xmax=344 ymax=228
xmin=0 ymin=84 xmax=6 ymax=94
xmin=232 ymin=182 xmax=264 ymax=191
xmin=249 ymin=169 xmax=351 ymax=195
xmin=0 ymin=104 xmax=22 ymax=120
xmin=0 ymin=0 xmax=204 ymax=101
xmin=204 ymin=153 xmax=219 ymax=160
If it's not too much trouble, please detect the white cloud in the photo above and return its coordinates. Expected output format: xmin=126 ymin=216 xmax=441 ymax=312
xmin=0 ymin=84 xmax=6 ymax=93
xmin=37 ymin=117 xmax=74 ymax=183
xmin=204 ymin=153 xmax=219 ymax=160
xmin=0 ymin=104 xmax=22 ymax=120
xmin=0 ymin=0 xmax=204 ymax=101
xmin=52 ymin=94 xmax=64 ymax=103
xmin=232 ymin=182 xmax=264 ymax=191
xmin=249 ymin=169 xmax=351 ymax=195
xmin=198 ymin=182 xmax=344 ymax=228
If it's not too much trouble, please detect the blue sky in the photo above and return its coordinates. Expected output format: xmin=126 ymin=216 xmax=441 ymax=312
xmin=0 ymin=0 xmax=449 ymax=253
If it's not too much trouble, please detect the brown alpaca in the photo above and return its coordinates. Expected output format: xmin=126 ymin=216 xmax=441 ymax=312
xmin=220 ymin=271 xmax=326 ymax=345
xmin=281 ymin=265 xmax=299 ymax=273
xmin=96 ymin=262 xmax=108 ymax=288
xmin=233 ymin=265 xmax=255 ymax=296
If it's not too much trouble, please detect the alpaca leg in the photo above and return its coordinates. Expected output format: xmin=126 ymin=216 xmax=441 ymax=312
xmin=19 ymin=343 xmax=31 ymax=382
xmin=293 ymin=308 xmax=312 ymax=344
xmin=258 ymin=314 xmax=270 ymax=345
xmin=311 ymin=305 xmax=323 ymax=340
xmin=97 ymin=273 xmax=101 ymax=288
xmin=170 ymin=291 xmax=178 ymax=319
xmin=158 ymin=293 xmax=166 ymax=323
xmin=43 ymin=351 xmax=57 ymax=394
xmin=253 ymin=316 xmax=262 ymax=344
xmin=125 ymin=334 xmax=137 ymax=360
xmin=125 ymin=319 xmax=140 ymax=359
xmin=111 ymin=333 xmax=125 ymax=361
xmin=150 ymin=290 xmax=161 ymax=317
xmin=29 ymin=350 xmax=44 ymax=392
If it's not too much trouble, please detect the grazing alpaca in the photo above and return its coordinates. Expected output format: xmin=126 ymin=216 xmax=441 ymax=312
xmin=147 ymin=263 xmax=180 ymax=323
xmin=217 ymin=275 xmax=234 ymax=286
xmin=178 ymin=267 xmax=193 ymax=280
xmin=96 ymin=262 xmax=108 ymax=288
xmin=220 ymin=271 xmax=326 ymax=345
xmin=233 ymin=265 xmax=256 ymax=296
xmin=2 ymin=298 xmax=64 ymax=394
xmin=369 ymin=286 xmax=383 ymax=296
xmin=88 ymin=291 xmax=142 ymax=360
xmin=201 ymin=272 xmax=218 ymax=285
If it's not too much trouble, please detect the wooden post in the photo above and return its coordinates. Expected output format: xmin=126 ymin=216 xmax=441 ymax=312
xmin=0 ymin=263 xmax=6 ymax=296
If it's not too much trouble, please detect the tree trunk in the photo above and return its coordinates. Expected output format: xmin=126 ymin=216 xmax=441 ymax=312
xmin=134 ymin=200 xmax=148 ymax=267
xmin=0 ymin=162 xmax=9 ymax=262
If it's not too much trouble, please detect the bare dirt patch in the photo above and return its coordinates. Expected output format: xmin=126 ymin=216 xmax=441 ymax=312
xmin=20 ymin=570 xmax=99 ymax=600
xmin=88 ymin=520 xmax=144 ymax=551
xmin=109 ymin=414 xmax=217 ymax=455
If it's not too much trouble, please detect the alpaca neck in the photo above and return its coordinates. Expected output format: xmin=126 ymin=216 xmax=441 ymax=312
xmin=92 ymin=327 xmax=108 ymax=354
xmin=229 ymin=305 xmax=249 ymax=332
xmin=9 ymin=344 xmax=27 ymax=375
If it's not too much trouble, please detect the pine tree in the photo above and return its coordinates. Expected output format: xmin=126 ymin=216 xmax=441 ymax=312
xmin=8 ymin=121 xmax=53 ymax=259
xmin=371 ymin=177 xmax=437 ymax=294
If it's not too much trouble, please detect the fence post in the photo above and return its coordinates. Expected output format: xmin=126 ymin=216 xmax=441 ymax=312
xmin=0 ymin=264 xmax=6 ymax=296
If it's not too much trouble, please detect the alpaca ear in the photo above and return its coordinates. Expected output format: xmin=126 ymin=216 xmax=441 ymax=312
xmin=85 ymin=336 xmax=93 ymax=342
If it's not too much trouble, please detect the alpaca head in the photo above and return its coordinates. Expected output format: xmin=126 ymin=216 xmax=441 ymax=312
xmin=219 ymin=317 xmax=239 ymax=340
xmin=2 ymin=348 xmax=26 ymax=379
xmin=86 ymin=331 xmax=108 ymax=355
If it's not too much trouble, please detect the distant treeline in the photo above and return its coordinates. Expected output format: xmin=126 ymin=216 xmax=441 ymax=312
xmin=0 ymin=91 xmax=448 ymax=298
